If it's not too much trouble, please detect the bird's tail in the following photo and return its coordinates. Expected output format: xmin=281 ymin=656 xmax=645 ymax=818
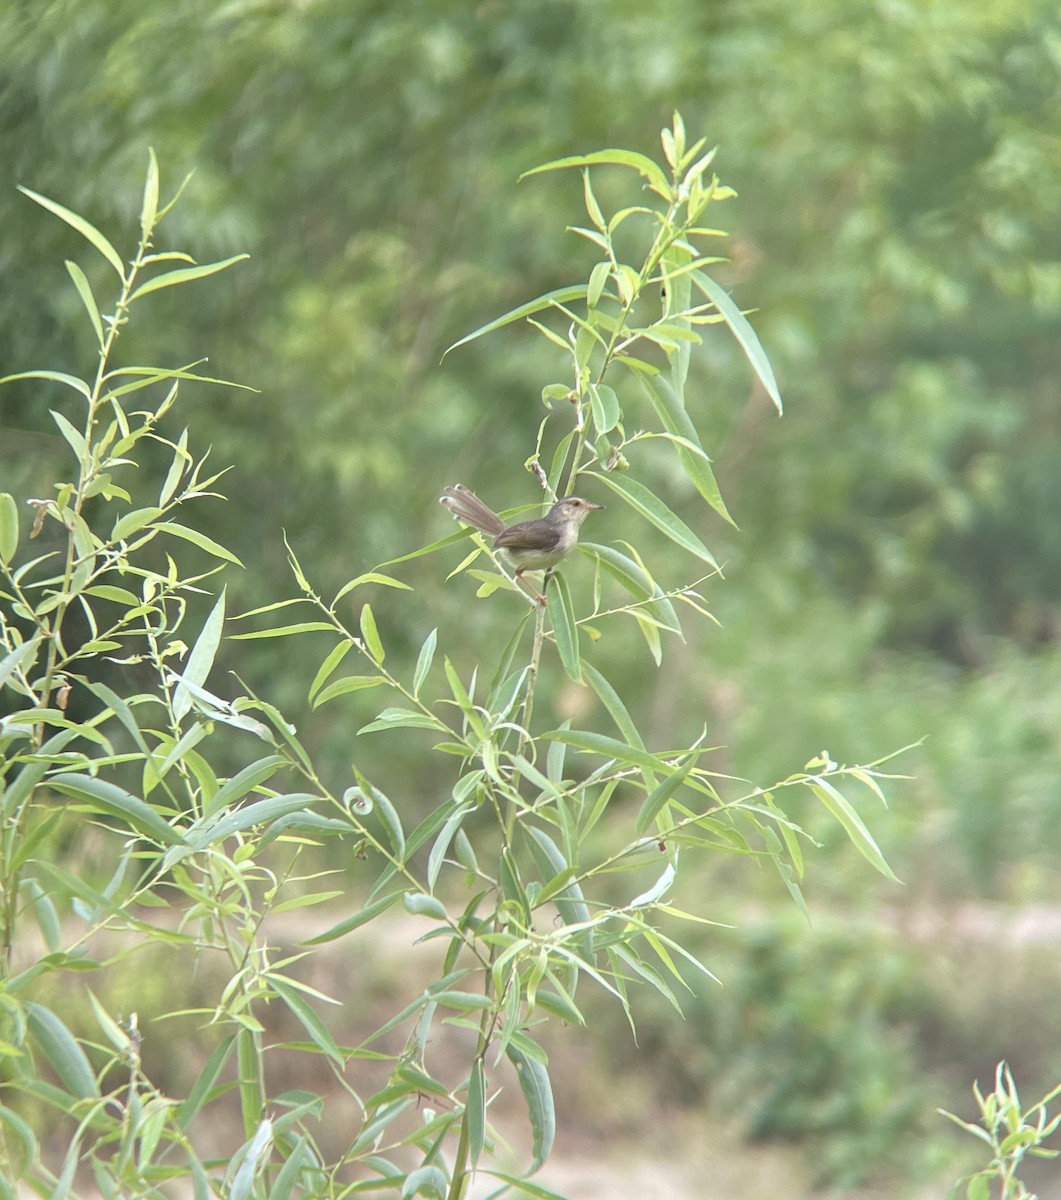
xmin=439 ymin=484 xmax=506 ymax=537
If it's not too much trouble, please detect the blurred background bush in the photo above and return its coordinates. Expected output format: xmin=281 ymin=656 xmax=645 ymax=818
xmin=3 ymin=0 xmax=1060 ymax=1191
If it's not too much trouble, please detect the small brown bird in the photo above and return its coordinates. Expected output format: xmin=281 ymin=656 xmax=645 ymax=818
xmin=440 ymin=483 xmax=602 ymax=604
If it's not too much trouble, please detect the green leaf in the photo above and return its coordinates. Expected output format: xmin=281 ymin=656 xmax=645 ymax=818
xmin=545 ymin=571 xmax=582 ymax=683
xmin=0 ymin=369 xmax=91 ymax=399
xmin=412 ymin=627 xmax=437 ymax=698
xmin=18 ymin=186 xmax=125 ymax=279
xmin=691 ymin=268 xmax=783 ymax=414
xmin=359 ymin=603 xmax=385 ymax=663
xmin=427 ymin=803 xmax=474 ymax=893
xmin=808 ymin=777 xmax=901 ymax=881
xmin=26 ymin=1002 xmax=100 ymax=1100
xmin=333 ymin=571 xmax=413 ymax=605
xmin=507 ymin=1042 xmax=555 ymax=1170
xmin=64 ymin=260 xmax=104 ymax=347
xmin=635 ymin=756 xmax=696 ymax=835
xmin=184 ymin=793 xmax=319 ymax=852
xmin=0 ymin=637 xmax=40 ymax=694
xmin=140 ymin=147 xmax=160 ymax=238
xmin=542 ymin=728 xmax=664 ymax=775
xmin=230 ymin=622 xmax=334 ymax=641
xmin=206 ymin=755 xmax=287 ymax=817
xmin=522 ymin=148 xmax=671 ymax=199
xmin=302 ymin=892 xmax=403 ymax=945
xmin=358 ymin=707 xmax=441 ymax=735
xmin=581 ymin=662 xmax=646 ymax=750
xmin=467 ymin=1059 xmax=486 ymax=1166
xmin=111 ymin=506 xmax=163 ymax=542
xmin=50 ymin=409 xmax=86 ymax=461
xmin=308 ymin=640 xmax=353 ymax=702
xmin=313 ymin=675 xmax=385 ymax=708
xmin=588 ymin=383 xmax=620 ymax=435
xmin=444 ymin=285 xmax=588 ymax=358
xmin=129 ymin=254 xmax=249 ymax=300
xmin=402 ymin=892 xmax=447 ymax=920
xmin=174 ymin=588 xmax=225 ymax=721
xmin=592 ymin=472 xmax=718 ymax=568
xmin=268 ymin=976 xmax=343 ymax=1066
xmin=642 ymin=376 xmax=734 ymax=525
xmin=49 ymin=773 xmax=185 ymax=846
xmin=156 ymin=521 xmax=243 ymax=565
xmin=0 ymin=493 xmax=18 ymax=565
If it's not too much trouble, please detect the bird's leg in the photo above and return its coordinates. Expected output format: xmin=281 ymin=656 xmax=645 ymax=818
xmin=515 ymin=569 xmax=548 ymax=606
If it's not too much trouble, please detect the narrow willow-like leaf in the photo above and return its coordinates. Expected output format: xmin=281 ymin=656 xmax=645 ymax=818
xmin=635 ymin=756 xmax=695 ymax=835
xmin=412 ymin=627 xmax=437 ymax=698
xmin=129 ymin=255 xmax=249 ymax=300
xmin=18 ymin=186 xmax=126 ymax=279
xmin=230 ymin=622 xmax=334 ymax=641
xmin=174 ymin=588 xmax=225 ymax=721
xmin=333 ymin=571 xmax=413 ymax=606
xmin=359 ymin=603 xmax=385 ymax=663
xmin=357 ymin=707 xmax=441 ymax=735
xmin=0 ymin=637 xmax=40 ymax=693
xmin=64 ymin=260 xmax=104 ymax=347
xmin=112 ymin=505 xmax=163 ymax=542
xmin=308 ymin=640 xmax=353 ymax=702
xmin=542 ymin=728 xmax=665 ymax=775
xmin=0 ymin=368 xmax=91 ymax=398
xmin=691 ymin=267 xmax=783 ymax=414
xmin=49 ymin=773 xmax=184 ymax=846
xmin=642 ymin=375 xmax=734 ymax=525
xmin=206 ymin=754 xmax=287 ymax=817
xmin=545 ymin=571 xmax=582 ymax=683
xmin=581 ymin=662 xmax=646 ymax=750
xmin=427 ymin=803 xmax=474 ymax=893
xmin=506 ymin=1042 xmax=556 ymax=1171
xmin=176 ymin=1034 xmax=237 ymax=1130
xmin=50 ymin=409 xmax=86 ymax=461
xmin=25 ymin=1003 xmax=99 ymax=1100
xmin=302 ymin=892 xmax=403 ymax=945
xmin=467 ymin=1059 xmax=486 ymax=1165
xmin=444 ymin=285 xmax=588 ymax=357
xmin=808 ymin=777 xmax=900 ymax=881
xmin=592 ymin=472 xmax=718 ymax=568
xmin=522 ymin=148 xmax=670 ymax=198
xmin=156 ymin=521 xmax=243 ymax=565
xmin=184 ymin=793 xmax=318 ymax=852
xmin=313 ymin=675 xmax=385 ymax=708
xmin=268 ymin=976 xmax=343 ymax=1065
xmin=0 ymin=492 xmax=18 ymax=564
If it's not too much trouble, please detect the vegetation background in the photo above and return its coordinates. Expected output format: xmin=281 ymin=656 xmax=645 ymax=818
xmin=2 ymin=0 xmax=1060 ymax=1195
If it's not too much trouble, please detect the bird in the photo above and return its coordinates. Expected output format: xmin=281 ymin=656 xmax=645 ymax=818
xmin=439 ymin=483 xmax=603 ymax=604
